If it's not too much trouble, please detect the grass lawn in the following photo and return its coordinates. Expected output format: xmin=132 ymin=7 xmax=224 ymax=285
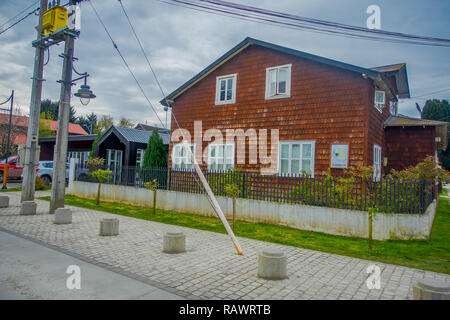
xmin=39 ymin=189 xmax=450 ymax=274
xmin=0 ymin=187 xmax=22 ymax=192
xmin=1 ymin=186 xmax=51 ymax=192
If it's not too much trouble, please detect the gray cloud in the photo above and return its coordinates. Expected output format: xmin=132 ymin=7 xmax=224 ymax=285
xmin=1 ymin=0 xmax=449 ymax=126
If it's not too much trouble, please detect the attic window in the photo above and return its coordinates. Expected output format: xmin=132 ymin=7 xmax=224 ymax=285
xmin=375 ymin=90 xmax=385 ymax=112
xmin=215 ymin=74 xmax=237 ymax=105
xmin=265 ymin=64 xmax=291 ymax=100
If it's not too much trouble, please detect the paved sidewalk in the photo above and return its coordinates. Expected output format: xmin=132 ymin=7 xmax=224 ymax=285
xmin=0 ymin=230 xmax=184 ymax=300
xmin=0 ymin=191 xmax=449 ymax=300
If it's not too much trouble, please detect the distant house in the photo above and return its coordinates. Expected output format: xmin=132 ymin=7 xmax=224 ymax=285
xmin=162 ymin=37 xmax=448 ymax=177
xmin=95 ymin=125 xmax=170 ymax=169
xmin=39 ymin=134 xmax=97 ymax=165
xmin=1 ymin=113 xmax=89 ymax=161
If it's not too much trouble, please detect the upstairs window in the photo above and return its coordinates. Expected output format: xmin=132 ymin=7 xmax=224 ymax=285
xmin=375 ymin=90 xmax=385 ymax=112
xmin=208 ymin=143 xmax=234 ymax=171
xmin=172 ymin=143 xmax=195 ymax=170
xmin=215 ymin=74 xmax=237 ymax=105
xmin=265 ymin=64 xmax=291 ymax=100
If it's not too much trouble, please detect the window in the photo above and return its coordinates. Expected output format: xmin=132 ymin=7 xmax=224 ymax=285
xmin=375 ymin=90 xmax=385 ymax=112
xmin=172 ymin=143 xmax=195 ymax=169
xmin=67 ymin=151 xmax=90 ymax=166
xmin=279 ymin=141 xmax=315 ymax=176
xmin=208 ymin=143 xmax=234 ymax=171
xmin=215 ymin=74 xmax=237 ymax=105
xmin=265 ymin=64 xmax=291 ymax=100
xmin=373 ymin=144 xmax=382 ymax=181
xmin=136 ymin=149 xmax=145 ymax=168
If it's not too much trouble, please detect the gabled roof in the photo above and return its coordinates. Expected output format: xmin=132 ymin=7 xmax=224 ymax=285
xmin=110 ymin=126 xmax=170 ymax=145
xmin=161 ymin=37 xmax=398 ymax=105
xmin=371 ymin=63 xmax=410 ymax=98
xmin=134 ymin=123 xmax=170 ymax=133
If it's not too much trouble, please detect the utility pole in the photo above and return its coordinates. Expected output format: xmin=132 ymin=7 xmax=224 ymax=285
xmin=49 ymin=33 xmax=75 ymax=214
xmin=21 ymin=0 xmax=48 ymax=206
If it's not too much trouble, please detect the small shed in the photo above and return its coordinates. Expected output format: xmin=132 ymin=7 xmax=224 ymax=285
xmin=95 ymin=125 xmax=170 ymax=168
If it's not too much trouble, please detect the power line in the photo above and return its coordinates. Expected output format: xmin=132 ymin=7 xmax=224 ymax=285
xmin=0 ymin=0 xmax=40 ymax=30
xmin=0 ymin=6 xmax=40 ymax=36
xmin=156 ymin=0 xmax=450 ymax=47
xmin=117 ymin=0 xmax=208 ymax=197
xmin=88 ymin=0 xmax=165 ymax=129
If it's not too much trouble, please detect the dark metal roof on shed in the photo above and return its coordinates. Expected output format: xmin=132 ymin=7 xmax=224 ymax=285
xmin=114 ymin=126 xmax=170 ymax=145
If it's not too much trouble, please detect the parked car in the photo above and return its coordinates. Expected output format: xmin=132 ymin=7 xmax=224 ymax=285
xmin=20 ymin=161 xmax=70 ymax=186
xmin=0 ymin=156 xmax=23 ymax=180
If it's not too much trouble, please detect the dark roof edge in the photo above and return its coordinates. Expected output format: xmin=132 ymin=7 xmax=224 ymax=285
xmin=161 ymin=37 xmax=382 ymax=105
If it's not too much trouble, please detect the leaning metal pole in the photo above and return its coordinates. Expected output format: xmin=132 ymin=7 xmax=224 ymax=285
xmin=49 ymin=33 xmax=75 ymax=214
xmin=182 ymin=143 xmax=243 ymax=255
xmin=21 ymin=0 xmax=48 ymax=204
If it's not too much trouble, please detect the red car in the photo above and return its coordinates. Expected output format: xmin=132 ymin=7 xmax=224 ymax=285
xmin=0 ymin=156 xmax=23 ymax=180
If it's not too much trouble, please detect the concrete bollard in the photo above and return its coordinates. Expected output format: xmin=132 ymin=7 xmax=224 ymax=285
xmin=163 ymin=232 xmax=186 ymax=254
xmin=99 ymin=218 xmax=119 ymax=236
xmin=54 ymin=208 xmax=72 ymax=224
xmin=413 ymin=278 xmax=450 ymax=300
xmin=258 ymin=248 xmax=287 ymax=280
xmin=0 ymin=195 xmax=9 ymax=208
xmin=20 ymin=201 xmax=37 ymax=215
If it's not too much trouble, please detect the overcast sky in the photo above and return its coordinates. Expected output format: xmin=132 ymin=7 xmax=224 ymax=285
xmin=0 ymin=0 xmax=449 ymax=128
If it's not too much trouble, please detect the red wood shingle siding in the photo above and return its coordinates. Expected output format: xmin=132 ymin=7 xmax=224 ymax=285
xmin=384 ymin=126 xmax=436 ymax=172
xmin=170 ymin=45 xmax=384 ymax=175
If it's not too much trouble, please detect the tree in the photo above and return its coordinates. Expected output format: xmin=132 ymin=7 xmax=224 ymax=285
xmin=224 ymin=183 xmax=240 ymax=228
xmin=142 ymin=129 xmax=167 ymax=168
xmin=40 ymin=99 xmax=77 ymax=123
xmin=145 ymin=179 xmax=158 ymax=215
xmin=94 ymin=115 xmax=114 ymax=134
xmin=77 ymin=112 xmax=98 ymax=134
xmin=91 ymin=169 xmax=112 ymax=205
xmin=117 ymin=117 xmax=134 ymax=128
xmin=421 ymin=99 xmax=450 ymax=170
xmin=39 ymin=118 xmax=54 ymax=138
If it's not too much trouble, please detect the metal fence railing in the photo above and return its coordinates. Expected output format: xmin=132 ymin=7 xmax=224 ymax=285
xmin=75 ymin=165 xmax=437 ymax=214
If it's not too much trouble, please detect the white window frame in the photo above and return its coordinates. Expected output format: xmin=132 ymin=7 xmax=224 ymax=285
xmin=373 ymin=144 xmax=382 ymax=182
xmin=172 ymin=143 xmax=196 ymax=170
xmin=136 ymin=149 xmax=145 ymax=168
xmin=207 ymin=143 xmax=235 ymax=171
xmin=265 ymin=64 xmax=292 ymax=100
xmin=374 ymin=90 xmax=385 ymax=113
xmin=278 ymin=141 xmax=315 ymax=176
xmin=67 ymin=151 xmax=89 ymax=166
xmin=215 ymin=73 xmax=237 ymax=105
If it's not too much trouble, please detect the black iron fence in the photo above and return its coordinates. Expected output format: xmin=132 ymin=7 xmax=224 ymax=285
xmin=75 ymin=165 xmax=436 ymax=214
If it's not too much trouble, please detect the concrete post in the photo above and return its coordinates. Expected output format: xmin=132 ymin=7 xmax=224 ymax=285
xmin=68 ymin=157 xmax=77 ymax=191
xmin=20 ymin=201 xmax=37 ymax=215
xmin=0 ymin=195 xmax=9 ymax=208
xmin=99 ymin=218 xmax=119 ymax=236
xmin=21 ymin=0 xmax=48 ymax=207
xmin=257 ymin=248 xmax=287 ymax=280
xmin=54 ymin=207 xmax=72 ymax=224
xmin=49 ymin=32 xmax=75 ymax=214
xmin=163 ymin=232 xmax=186 ymax=253
xmin=413 ymin=278 xmax=450 ymax=300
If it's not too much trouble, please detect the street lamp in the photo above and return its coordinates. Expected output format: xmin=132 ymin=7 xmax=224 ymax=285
xmin=74 ymin=75 xmax=96 ymax=106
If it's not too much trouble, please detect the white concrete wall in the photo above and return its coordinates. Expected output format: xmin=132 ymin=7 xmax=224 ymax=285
xmin=68 ymin=181 xmax=436 ymax=240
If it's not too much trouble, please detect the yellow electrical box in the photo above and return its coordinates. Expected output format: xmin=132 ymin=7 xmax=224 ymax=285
xmin=42 ymin=5 xmax=67 ymax=36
